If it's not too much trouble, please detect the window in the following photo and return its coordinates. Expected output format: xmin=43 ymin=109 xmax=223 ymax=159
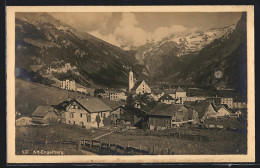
xmin=115 ymin=114 xmax=118 ymax=118
xmin=70 ymin=113 xmax=74 ymax=118
xmin=87 ymin=115 xmax=91 ymax=122
xmin=80 ymin=122 xmax=84 ymax=127
xmin=80 ymin=113 xmax=83 ymax=117
xmin=103 ymin=113 xmax=106 ymax=118
xmin=73 ymin=121 xmax=76 ymax=125
xmin=69 ymin=120 xmax=71 ymax=124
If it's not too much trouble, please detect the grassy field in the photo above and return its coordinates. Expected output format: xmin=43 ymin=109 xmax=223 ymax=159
xmin=16 ymin=78 xmax=92 ymax=116
xmin=99 ymin=127 xmax=247 ymax=155
xmin=16 ymin=124 xmax=110 ymax=155
xmin=16 ymin=123 xmax=247 ymax=155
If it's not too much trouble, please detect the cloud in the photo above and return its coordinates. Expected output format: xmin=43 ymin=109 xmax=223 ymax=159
xmin=89 ymin=13 xmax=197 ymax=49
xmin=50 ymin=12 xmax=113 ymax=32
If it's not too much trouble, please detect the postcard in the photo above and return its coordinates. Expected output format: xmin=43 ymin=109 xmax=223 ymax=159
xmin=6 ymin=5 xmax=255 ymax=163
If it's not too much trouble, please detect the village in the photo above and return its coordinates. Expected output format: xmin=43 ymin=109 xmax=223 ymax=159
xmin=15 ymin=70 xmax=247 ymax=155
xmin=16 ymin=71 xmax=246 ymax=129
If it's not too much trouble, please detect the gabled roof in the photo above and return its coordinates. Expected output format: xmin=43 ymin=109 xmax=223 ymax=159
xmin=123 ymin=105 xmax=147 ymax=118
xmin=32 ymin=106 xmax=54 ymax=117
xmin=164 ymin=89 xmax=177 ymax=94
xmin=131 ymin=81 xmax=144 ymax=91
xmin=16 ymin=116 xmax=32 ymax=120
xmin=75 ymin=98 xmax=112 ymax=113
xmin=146 ymin=103 xmax=186 ymax=117
xmin=214 ymin=105 xmax=230 ymax=112
xmin=187 ymin=101 xmax=215 ymax=118
xmin=53 ymin=100 xmax=73 ymax=111
xmin=175 ymin=86 xmax=185 ymax=92
xmin=158 ymin=94 xmax=175 ymax=101
xmin=100 ymin=98 xmax=126 ymax=110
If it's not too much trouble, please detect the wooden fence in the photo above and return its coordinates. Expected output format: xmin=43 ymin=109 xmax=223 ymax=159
xmin=77 ymin=139 xmax=175 ymax=155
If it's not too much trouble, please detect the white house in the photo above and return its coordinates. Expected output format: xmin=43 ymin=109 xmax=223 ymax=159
xmin=59 ymin=98 xmax=112 ymax=128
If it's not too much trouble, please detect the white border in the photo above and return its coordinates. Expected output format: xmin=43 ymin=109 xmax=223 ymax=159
xmin=6 ymin=5 xmax=255 ymax=163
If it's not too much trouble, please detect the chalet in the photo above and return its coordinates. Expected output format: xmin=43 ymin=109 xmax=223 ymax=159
xmin=59 ymin=98 xmax=112 ymax=128
xmin=100 ymin=98 xmax=128 ymax=125
xmin=158 ymin=94 xmax=175 ymax=104
xmin=144 ymin=104 xmax=198 ymax=130
xmin=188 ymin=101 xmax=218 ymax=122
xmin=214 ymin=105 xmax=231 ymax=118
xmin=16 ymin=116 xmax=32 ymax=126
xmin=112 ymin=106 xmax=146 ymax=126
xmin=31 ymin=106 xmax=58 ymax=124
xmin=129 ymin=71 xmax=151 ymax=95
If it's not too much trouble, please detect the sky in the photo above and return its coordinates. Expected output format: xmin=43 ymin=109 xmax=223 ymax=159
xmin=50 ymin=12 xmax=242 ymax=49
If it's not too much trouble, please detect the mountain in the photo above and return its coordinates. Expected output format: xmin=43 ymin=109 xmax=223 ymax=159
xmin=174 ymin=13 xmax=247 ymax=92
xmin=15 ymin=12 xmax=147 ymax=88
xmin=15 ymin=12 xmax=247 ymax=93
xmin=135 ymin=24 xmax=236 ymax=78
xmin=134 ymin=13 xmax=247 ymax=93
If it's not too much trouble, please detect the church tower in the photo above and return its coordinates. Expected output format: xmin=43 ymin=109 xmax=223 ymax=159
xmin=129 ymin=71 xmax=134 ymax=92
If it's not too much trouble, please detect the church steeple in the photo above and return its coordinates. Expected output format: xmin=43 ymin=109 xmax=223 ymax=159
xmin=129 ymin=71 xmax=134 ymax=92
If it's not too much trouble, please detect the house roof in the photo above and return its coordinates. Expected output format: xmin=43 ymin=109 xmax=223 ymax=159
xmin=176 ymin=86 xmax=185 ymax=92
xmin=164 ymin=89 xmax=177 ymax=94
xmin=53 ymin=100 xmax=73 ymax=111
xmin=100 ymin=98 xmax=126 ymax=110
xmin=75 ymin=98 xmax=112 ymax=113
xmin=123 ymin=105 xmax=147 ymax=118
xmin=131 ymin=81 xmax=144 ymax=91
xmin=187 ymin=101 xmax=215 ymax=119
xmin=32 ymin=106 xmax=54 ymax=117
xmin=16 ymin=116 xmax=32 ymax=121
xmin=214 ymin=105 xmax=230 ymax=112
xmin=146 ymin=103 xmax=185 ymax=117
xmin=232 ymin=108 xmax=247 ymax=114
xmin=158 ymin=94 xmax=175 ymax=101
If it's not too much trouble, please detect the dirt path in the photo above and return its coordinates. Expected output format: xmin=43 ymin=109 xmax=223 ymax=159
xmin=93 ymin=132 xmax=112 ymax=140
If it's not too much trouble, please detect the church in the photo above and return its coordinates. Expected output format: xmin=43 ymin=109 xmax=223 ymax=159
xmin=128 ymin=71 xmax=151 ymax=95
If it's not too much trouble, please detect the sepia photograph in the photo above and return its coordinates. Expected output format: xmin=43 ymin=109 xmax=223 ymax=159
xmin=6 ymin=6 xmax=255 ymax=163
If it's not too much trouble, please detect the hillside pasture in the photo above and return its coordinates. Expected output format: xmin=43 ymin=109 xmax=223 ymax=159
xmin=15 ymin=78 xmax=91 ymax=116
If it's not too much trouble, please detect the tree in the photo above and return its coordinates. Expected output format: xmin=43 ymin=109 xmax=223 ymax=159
xmin=94 ymin=89 xmax=105 ymax=97
xmin=127 ymin=93 xmax=157 ymax=111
